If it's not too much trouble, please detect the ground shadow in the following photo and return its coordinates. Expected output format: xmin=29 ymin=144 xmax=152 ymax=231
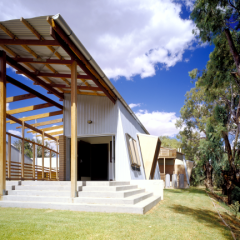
xmin=164 ymin=188 xmax=207 ymax=196
xmin=167 ymin=204 xmax=232 ymax=239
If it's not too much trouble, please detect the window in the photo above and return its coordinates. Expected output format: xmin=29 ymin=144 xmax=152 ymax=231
xmin=126 ymin=134 xmax=141 ymax=167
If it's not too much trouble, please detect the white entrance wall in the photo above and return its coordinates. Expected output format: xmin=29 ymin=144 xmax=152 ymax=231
xmin=63 ymin=94 xmax=151 ymax=181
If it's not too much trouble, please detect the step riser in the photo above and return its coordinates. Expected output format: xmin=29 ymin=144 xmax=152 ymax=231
xmin=78 ymin=189 xmax=145 ymax=198
xmin=2 ymin=196 xmax=72 ymax=203
xmin=0 ymin=202 xmax=145 ymax=214
xmin=85 ymin=181 xmax=130 ymax=186
xmin=7 ymin=190 xmax=71 ymax=197
xmin=143 ymin=196 xmax=161 ymax=214
xmin=81 ymin=185 xmax=137 ymax=192
xmin=133 ymin=193 xmax=153 ymax=204
xmin=14 ymin=186 xmax=73 ymax=191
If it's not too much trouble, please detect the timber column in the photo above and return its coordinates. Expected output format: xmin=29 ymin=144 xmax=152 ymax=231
xmin=71 ymin=60 xmax=77 ymax=198
xmin=0 ymin=51 xmax=6 ymax=197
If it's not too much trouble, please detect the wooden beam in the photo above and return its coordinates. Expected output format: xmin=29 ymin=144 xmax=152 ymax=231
xmin=45 ymin=136 xmax=59 ymax=141
xmin=27 ymin=125 xmax=63 ymax=134
xmin=71 ymin=60 xmax=77 ymax=198
xmin=6 ymin=75 xmax=63 ymax=109
xmin=36 ymin=130 xmax=63 ymax=137
xmin=0 ymin=39 xmax=59 ymax=46
xmin=6 ymin=55 xmax=64 ymax=100
xmin=6 ymin=114 xmax=57 ymax=141
xmin=16 ymin=118 xmax=63 ymax=129
xmin=6 ymin=93 xmax=36 ymax=103
xmin=7 ymin=110 xmax=63 ymax=124
xmin=33 ymin=72 xmax=92 ymax=79
xmin=50 ymin=26 xmax=116 ymax=104
xmin=15 ymin=58 xmax=73 ymax=65
xmin=7 ymin=103 xmax=54 ymax=115
xmin=0 ymin=50 xmax=6 ymax=196
xmin=64 ymin=91 xmax=105 ymax=96
xmin=51 ymin=84 xmax=101 ymax=91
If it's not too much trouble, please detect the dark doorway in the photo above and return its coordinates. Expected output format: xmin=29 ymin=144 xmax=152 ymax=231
xmin=77 ymin=141 xmax=108 ymax=181
xmin=91 ymin=144 xmax=108 ymax=180
xmin=77 ymin=140 xmax=91 ymax=180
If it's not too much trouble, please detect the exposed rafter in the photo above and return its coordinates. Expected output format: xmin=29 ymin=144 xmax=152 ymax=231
xmin=6 ymin=114 xmax=57 ymax=141
xmin=27 ymin=125 xmax=63 ymax=134
xmin=0 ymin=39 xmax=59 ymax=46
xmin=7 ymin=110 xmax=63 ymax=124
xmin=6 ymin=75 xmax=63 ymax=109
xmin=50 ymin=25 xmax=116 ymax=104
xmin=36 ymin=130 xmax=63 ymax=137
xmin=7 ymin=103 xmax=53 ymax=115
xmin=50 ymin=84 xmax=101 ymax=91
xmin=16 ymin=118 xmax=63 ymax=129
xmin=6 ymin=93 xmax=36 ymax=103
xmin=14 ymin=58 xmax=73 ymax=65
xmin=31 ymin=72 xmax=92 ymax=79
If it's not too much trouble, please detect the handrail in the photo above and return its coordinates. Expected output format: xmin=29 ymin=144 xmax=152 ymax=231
xmin=6 ymin=131 xmax=59 ymax=181
xmin=6 ymin=132 xmax=58 ymax=154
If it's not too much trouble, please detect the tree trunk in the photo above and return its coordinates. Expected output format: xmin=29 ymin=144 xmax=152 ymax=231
xmin=224 ymin=29 xmax=240 ymax=78
xmin=204 ymin=162 xmax=213 ymax=192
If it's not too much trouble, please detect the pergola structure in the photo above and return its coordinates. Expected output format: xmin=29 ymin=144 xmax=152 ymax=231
xmin=0 ymin=15 xmax=124 ymax=198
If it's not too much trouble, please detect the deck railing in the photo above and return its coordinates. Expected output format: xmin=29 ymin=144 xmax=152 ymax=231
xmin=6 ymin=132 xmax=59 ymax=181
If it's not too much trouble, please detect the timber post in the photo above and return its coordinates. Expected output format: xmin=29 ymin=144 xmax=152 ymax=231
xmin=0 ymin=50 xmax=6 ymax=197
xmin=21 ymin=121 xmax=25 ymax=179
xmin=71 ymin=60 xmax=77 ymax=198
xmin=42 ymin=131 xmax=44 ymax=180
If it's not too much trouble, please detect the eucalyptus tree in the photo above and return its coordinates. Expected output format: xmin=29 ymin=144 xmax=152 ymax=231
xmin=191 ymin=0 xmax=240 ymax=77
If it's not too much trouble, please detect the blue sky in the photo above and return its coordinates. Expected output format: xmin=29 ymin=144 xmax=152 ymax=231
xmin=2 ymin=0 xmax=215 ymax=139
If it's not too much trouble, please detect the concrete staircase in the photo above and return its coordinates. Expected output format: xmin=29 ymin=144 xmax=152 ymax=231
xmin=0 ymin=181 xmax=161 ymax=214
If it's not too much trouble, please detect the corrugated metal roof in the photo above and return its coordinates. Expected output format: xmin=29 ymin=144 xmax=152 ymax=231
xmin=0 ymin=15 xmax=149 ymax=134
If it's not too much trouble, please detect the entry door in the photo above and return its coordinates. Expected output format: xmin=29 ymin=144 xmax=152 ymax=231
xmin=91 ymin=144 xmax=108 ymax=180
xmin=77 ymin=140 xmax=91 ymax=180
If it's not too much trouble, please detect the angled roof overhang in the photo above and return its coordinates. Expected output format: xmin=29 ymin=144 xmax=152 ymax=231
xmin=0 ymin=14 xmax=149 ymax=134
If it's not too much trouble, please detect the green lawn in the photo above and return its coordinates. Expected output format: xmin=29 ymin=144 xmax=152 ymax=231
xmin=0 ymin=187 xmax=235 ymax=239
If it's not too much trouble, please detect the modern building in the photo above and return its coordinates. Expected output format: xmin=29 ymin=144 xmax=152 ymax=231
xmin=158 ymin=147 xmax=194 ymax=188
xmin=0 ymin=14 xmax=163 ymax=214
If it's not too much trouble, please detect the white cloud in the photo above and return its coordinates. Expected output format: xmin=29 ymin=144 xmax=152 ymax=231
xmin=6 ymin=103 xmax=10 ymax=111
xmin=129 ymin=103 xmax=141 ymax=109
xmin=8 ymin=130 xmax=21 ymax=137
xmin=135 ymin=110 xmax=180 ymax=137
xmin=0 ymin=0 xmax=195 ymax=80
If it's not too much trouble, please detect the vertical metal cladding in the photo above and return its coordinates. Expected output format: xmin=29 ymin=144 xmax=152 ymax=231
xmin=63 ymin=94 xmax=118 ymax=137
xmin=116 ymin=101 xmax=146 ymax=180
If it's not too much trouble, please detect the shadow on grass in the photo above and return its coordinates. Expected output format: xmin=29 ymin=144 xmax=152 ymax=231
xmin=168 ymin=204 xmax=231 ymax=239
xmin=164 ymin=188 xmax=207 ymax=196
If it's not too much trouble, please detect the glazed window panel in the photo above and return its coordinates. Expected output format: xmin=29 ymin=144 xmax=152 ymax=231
xmin=126 ymin=134 xmax=141 ymax=167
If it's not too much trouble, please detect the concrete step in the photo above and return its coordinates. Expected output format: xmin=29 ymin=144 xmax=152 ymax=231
xmin=78 ymin=189 xmax=145 ymax=198
xmin=6 ymin=190 xmax=71 ymax=197
xmin=0 ymin=196 xmax=161 ymax=214
xmin=85 ymin=181 xmax=130 ymax=186
xmin=2 ymin=195 xmax=72 ymax=203
xmin=20 ymin=181 xmax=85 ymax=186
xmin=6 ymin=181 xmax=21 ymax=186
xmin=74 ymin=192 xmax=153 ymax=205
xmin=14 ymin=185 xmax=74 ymax=191
xmin=81 ymin=185 xmax=137 ymax=192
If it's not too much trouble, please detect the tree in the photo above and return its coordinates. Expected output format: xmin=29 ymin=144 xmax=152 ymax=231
xmin=191 ymin=0 xmax=240 ymax=77
xmin=13 ymin=138 xmax=55 ymax=158
xmin=159 ymin=136 xmax=181 ymax=149
xmin=176 ymin=82 xmax=214 ymax=161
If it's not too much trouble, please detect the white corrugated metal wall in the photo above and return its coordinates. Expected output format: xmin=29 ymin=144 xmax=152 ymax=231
xmin=116 ymin=101 xmax=146 ymax=180
xmin=64 ymin=94 xmax=118 ymax=137
xmin=63 ymin=95 xmax=149 ymax=180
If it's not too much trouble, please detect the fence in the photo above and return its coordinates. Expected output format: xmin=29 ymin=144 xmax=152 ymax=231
xmin=6 ymin=132 xmax=59 ymax=181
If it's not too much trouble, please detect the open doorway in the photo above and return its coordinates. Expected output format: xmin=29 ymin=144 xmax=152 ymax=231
xmin=77 ymin=136 xmax=114 ymax=181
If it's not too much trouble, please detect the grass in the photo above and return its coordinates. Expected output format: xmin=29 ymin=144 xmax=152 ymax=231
xmin=0 ymin=187 xmax=235 ymax=240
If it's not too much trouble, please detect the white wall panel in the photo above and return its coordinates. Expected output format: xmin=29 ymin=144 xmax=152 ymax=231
xmin=64 ymin=94 xmax=118 ymax=137
xmin=117 ymin=101 xmax=146 ymax=180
